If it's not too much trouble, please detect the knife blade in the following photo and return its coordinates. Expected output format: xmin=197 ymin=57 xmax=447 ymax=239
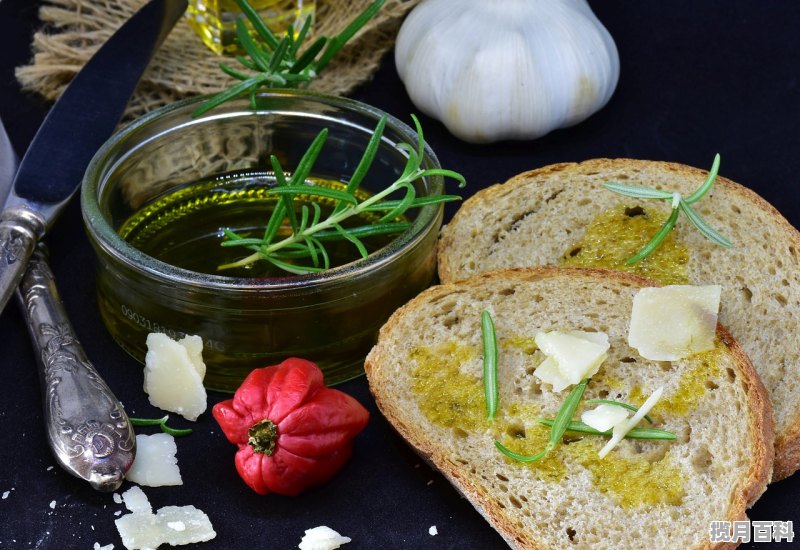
xmin=0 ymin=0 xmax=188 ymax=315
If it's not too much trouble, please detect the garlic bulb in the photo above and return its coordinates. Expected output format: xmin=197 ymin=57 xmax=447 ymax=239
xmin=395 ymin=0 xmax=620 ymax=144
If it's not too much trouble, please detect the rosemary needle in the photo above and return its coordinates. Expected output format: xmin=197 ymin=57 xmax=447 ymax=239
xmin=535 ymin=419 xmax=675 ymax=440
xmin=130 ymin=415 xmax=193 ymax=437
xmin=495 ymin=379 xmax=589 ymax=463
xmin=481 ymin=310 xmax=499 ymax=420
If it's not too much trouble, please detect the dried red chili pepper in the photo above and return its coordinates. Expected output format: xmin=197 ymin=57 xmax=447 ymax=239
xmin=212 ymin=357 xmax=370 ymax=496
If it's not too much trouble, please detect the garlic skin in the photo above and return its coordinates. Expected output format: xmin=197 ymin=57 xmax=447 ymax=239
xmin=395 ymin=0 xmax=620 ymax=144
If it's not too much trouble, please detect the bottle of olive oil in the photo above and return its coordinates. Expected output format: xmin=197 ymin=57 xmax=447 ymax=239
xmin=186 ymin=0 xmax=316 ymax=55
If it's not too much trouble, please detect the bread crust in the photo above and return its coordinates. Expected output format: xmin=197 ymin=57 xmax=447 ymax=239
xmin=437 ymin=159 xmax=800 ymax=480
xmin=367 ymin=266 xmax=773 ymax=550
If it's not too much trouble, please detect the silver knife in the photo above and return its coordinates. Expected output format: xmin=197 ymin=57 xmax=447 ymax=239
xmin=0 ymin=121 xmax=133 ymax=492
xmin=0 ymin=0 xmax=188 ymax=491
xmin=0 ymin=0 xmax=187 ymax=315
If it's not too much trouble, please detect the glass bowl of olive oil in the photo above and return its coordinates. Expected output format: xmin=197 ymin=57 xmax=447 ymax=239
xmin=81 ymin=90 xmax=447 ymax=392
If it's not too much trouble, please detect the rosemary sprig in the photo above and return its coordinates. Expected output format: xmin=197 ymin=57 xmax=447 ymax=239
xmin=535 ymin=419 xmax=675 ymax=440
xmin=129 ymin=415 xmax=193 ymax=437
xmin=495 ymin=378 xmax=589 ymax=463
xmin=193 ymin=0 xmax=384 ymax=117
xmin=218 ymin=114 xmax=465 ymax=274
xmin=603 ymin=154 xmax=732 ymax=264
xmin=584 ymin=398 xmax=654 ymax=424
xmin=481 ymin=310 xmax=499 ymax=421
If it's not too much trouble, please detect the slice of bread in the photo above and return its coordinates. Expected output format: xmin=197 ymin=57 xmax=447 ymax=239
xmin=438 ymin=159 xmax=800 ymax=480
xmin=366 ymin=267 xmax=773 ymax=550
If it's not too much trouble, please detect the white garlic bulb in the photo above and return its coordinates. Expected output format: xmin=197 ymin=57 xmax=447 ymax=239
xmin=395 ymin=0 xmax=620 ymax=144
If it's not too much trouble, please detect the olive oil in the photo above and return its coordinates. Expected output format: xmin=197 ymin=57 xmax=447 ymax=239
xmin=186 ymin=0 xmax=316 ymax=55
xmin=561 ymin=204 xmax=690 ymax=285
xmin=410 ymin=340 xmax=686 ymax=506
xmin=118 ymin=171 xmax=394 ymax=278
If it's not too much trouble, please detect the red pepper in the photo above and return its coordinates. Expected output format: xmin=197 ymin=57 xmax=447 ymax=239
xmin=212 ymin=357 xmax=370 ymax=496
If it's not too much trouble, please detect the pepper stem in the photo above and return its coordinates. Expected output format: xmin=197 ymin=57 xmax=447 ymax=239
xmin=247 ymin=419 xmax=278 ymax=455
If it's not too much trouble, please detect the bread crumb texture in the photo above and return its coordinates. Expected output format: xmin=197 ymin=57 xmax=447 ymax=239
xmin=438 ymin=158 xmax=799 ymax=479
xmin=366 ymin=268 xmax=772 ymax=550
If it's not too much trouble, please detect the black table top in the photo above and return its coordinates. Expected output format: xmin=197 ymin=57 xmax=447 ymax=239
xmin=2 ymin=1 xmax=800 ymax=549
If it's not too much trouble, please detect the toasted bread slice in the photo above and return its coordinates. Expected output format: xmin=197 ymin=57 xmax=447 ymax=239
xmin=366 ymin=267 xmax=773 ymax=550
xmin=438 ymin=159 xmax=800 ymax=479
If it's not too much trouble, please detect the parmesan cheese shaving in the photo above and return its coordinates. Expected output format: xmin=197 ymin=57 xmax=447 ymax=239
xmin=533 ymin=331 xmax=609 ymax=391
xmin=125 ymin=433 xmax=182 ymax=487
xmin=628 ymin=285 xmax=721 ymax=361
xmin=115 ymin=487 xmax=216 ymax=550
xmin=143 ymin=333 xmax=207 ymax=421
xmin=598 ymin=387 xmax=664 ymax=458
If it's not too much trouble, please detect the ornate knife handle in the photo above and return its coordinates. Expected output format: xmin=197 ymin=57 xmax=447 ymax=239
xmin=0 ymin=207 xmax=41 ymax=316
xmin=16 ymin=245 xmax=135 ymax=492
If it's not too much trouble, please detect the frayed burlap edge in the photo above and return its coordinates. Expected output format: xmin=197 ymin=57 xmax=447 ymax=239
xmin=16 ymin=0 xmax=420 ymax=120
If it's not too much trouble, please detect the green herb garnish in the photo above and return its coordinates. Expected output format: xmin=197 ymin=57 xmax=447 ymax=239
xmin=218 ymin=114 xmax=465 ymax=274
xmin=193 ymin=0 xmax=384 ymax=117
xmin=535 ymin=419 xmax=675 ymax=440
xmin=495 ymin=378 xmax=589 ymax=463
xmin=604 ymin=154 xmax=732 ymax=264
xmin=584 ymin=398 xmax=654 ymax=424
xmin=130 ymin=415 xmax=193 ymax=437
xmin=481 ymin=310 xmax=499 ymax=420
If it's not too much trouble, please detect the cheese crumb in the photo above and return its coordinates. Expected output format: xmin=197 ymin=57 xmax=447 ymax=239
xmin=628 ymin=285 xmax=721 ymax=361
xmin=2 ymin=491 xmax=9 ymax=500
xmin=126 ymin=433 xmax=182 ymax=487
xmin=49 ymin=500 xmax=56 ymax=509
xmin=429 ymin=526 xmax=438 ymax=536
xmin=113 ymin=493 xmax=122 ymax=504
xmin=93 ymin=543 xmax=115 ymax=550
xmin=143 ymin=333 xmax=207 ymax=421
xmin=115 ymin=487 xmax=216 ymax=550
xmin=298 ymin=526 xmax=351 ymax=550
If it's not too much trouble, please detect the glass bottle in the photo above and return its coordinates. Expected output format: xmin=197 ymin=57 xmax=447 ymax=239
xmin=186 ymin=0 xmax=316 ymax=56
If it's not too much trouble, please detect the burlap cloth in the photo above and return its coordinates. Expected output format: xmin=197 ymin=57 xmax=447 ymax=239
xmin=16 ymin=0 xmax=421 ymax=120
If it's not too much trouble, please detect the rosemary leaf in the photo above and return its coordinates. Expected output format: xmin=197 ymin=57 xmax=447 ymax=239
xmin=494 ymin=440 xmax=548 ymax=463
xmin=266 ymin=185 xmax=360 ymax=204
xmin=603 ymin=182 xmax=674 ymax=200
xmin=235 ymin=0 xmax=280 ymax=50
xmin=378 ymin=184 xmax=416 ymax=223
xmin=481 ymin=310 xmax=498 ymax=420
xmin=313 ymin=222 xmax=412 ymax=240
xmin=334 ymin=223 xmax=369 ymax=258
xmin=584 ymin=398 xmax=653 ymax=423
xmin=685 ymin=153 xmax=721 ymax=204
xmin=271 ymin=156 xmax=299 ymax=234
xmin=129 ymin=415 xmax=192 ymax=437
xmin=316 ymin=0 xmax=384 ymax=71
xmin=536 ymin=419 xmax=675 ymax=440
xmin=362 ymin=195 xmax=462 ymax=211
xmin=626 ymin=206 xmax=680 ymax=264
xmin=679 ymin=201 xmax=733 ymax=247
xmin=546 ymin=379 xmax=589 ymax=452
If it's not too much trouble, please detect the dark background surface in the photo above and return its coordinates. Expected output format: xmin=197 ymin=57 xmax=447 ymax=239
xmin=1 ymin=1 xmax=800 ymax=548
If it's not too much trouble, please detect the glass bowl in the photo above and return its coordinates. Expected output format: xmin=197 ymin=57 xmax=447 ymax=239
xmin=81 ymin=90 xmax=446 ymax=392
